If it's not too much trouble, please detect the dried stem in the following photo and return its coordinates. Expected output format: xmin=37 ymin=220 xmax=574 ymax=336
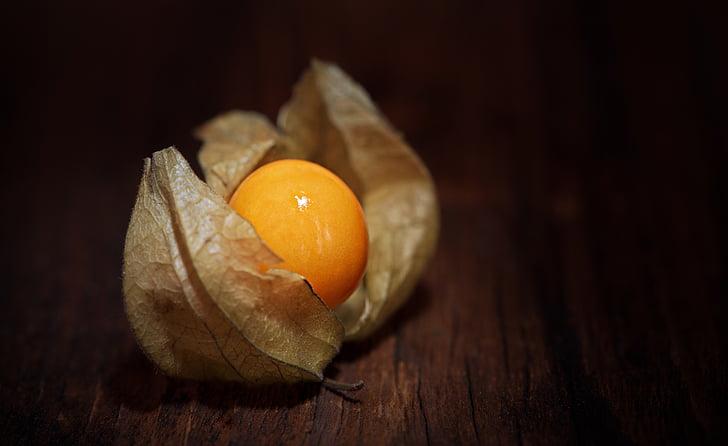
xmin=322 ymin=377 xmax=365 ymax=392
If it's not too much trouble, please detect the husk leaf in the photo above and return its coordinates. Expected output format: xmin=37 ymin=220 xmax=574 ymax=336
xmin=123 ymin=147 xmax=343 ymax=384
xmin=196 ymin=60 xmax=439 ymax=341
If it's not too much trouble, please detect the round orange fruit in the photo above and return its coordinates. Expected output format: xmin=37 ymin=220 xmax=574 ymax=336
xmin=229 ymin=159 xmax=368 ymax=309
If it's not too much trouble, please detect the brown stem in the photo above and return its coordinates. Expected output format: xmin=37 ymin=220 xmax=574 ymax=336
xmin=321 ymin=377 xmax=364 ymax=392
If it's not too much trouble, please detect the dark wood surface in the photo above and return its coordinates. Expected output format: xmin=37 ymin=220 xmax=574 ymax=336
xmin=2 ymin=1 xmax=726 ymax=444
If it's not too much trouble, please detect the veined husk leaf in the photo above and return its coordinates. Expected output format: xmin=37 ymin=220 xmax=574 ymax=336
xmin=123 ymin=148 xmax=343 ymax=384
xmin=196 ymin=60 xmax=439 ymax=341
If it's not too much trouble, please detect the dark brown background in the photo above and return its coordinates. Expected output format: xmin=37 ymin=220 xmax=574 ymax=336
xmin=2 ymin=1 xmax=726 ymax=444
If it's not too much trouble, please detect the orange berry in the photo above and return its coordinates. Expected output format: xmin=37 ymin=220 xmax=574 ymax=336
xmin=229 ymin=159 xmax=368 ymax=309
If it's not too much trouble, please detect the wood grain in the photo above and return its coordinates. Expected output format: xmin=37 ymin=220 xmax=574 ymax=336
xmin=1 ymin=1 xmax=726 ymax=444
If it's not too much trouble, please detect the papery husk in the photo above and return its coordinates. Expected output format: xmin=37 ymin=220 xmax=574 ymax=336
xmin=123 ymin=148 xmax=343 ymax=384
xmin=196 ymin=60 xmax=439 ymax=341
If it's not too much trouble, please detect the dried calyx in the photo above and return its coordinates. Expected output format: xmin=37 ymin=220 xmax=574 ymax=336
xmin=123 ymin=61 xmax=439 ymax=388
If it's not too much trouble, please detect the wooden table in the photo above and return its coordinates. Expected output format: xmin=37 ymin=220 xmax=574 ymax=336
xmin=2 ymin=1 xmax=726 ymax=444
